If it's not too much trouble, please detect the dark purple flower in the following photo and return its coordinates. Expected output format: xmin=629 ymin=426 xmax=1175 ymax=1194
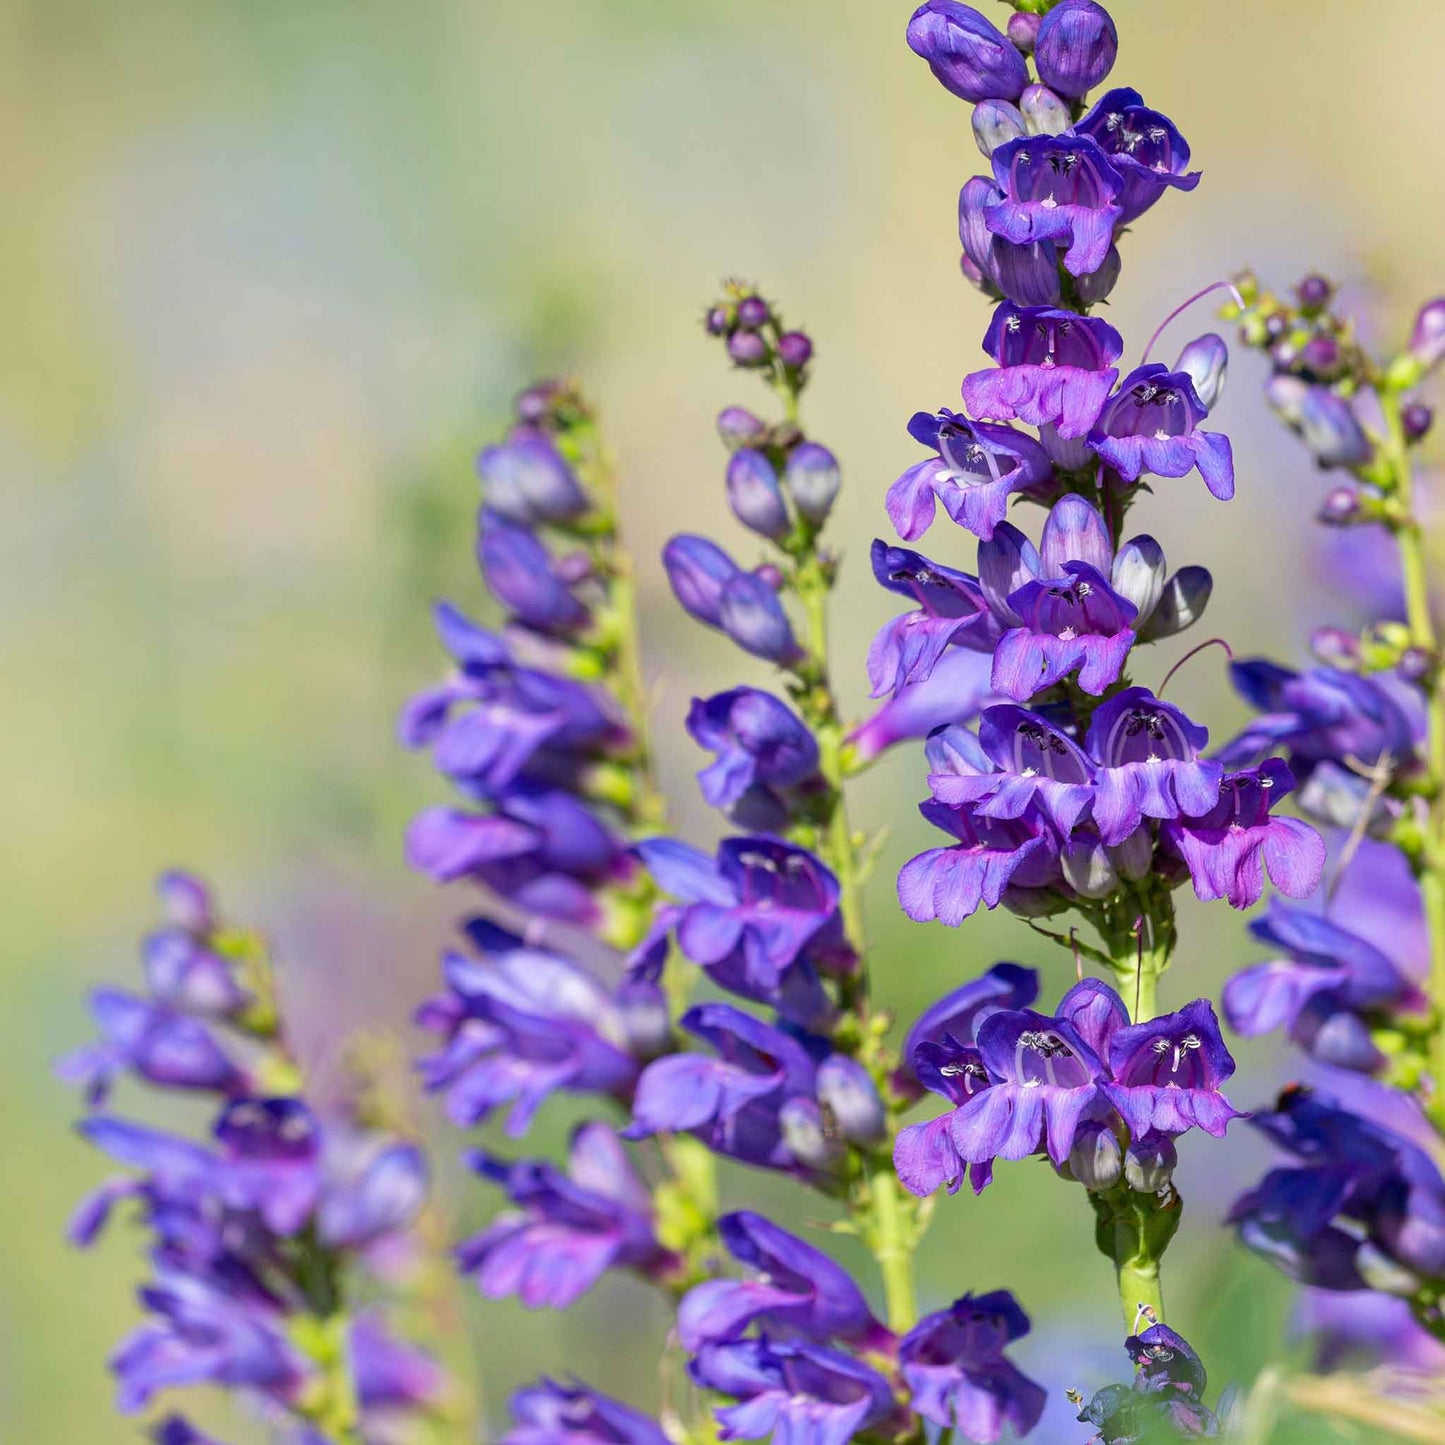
xmin=210 ymin=1097 xmax=323 ymax=1236
xmin=677 ymin=1211 xmax=886 ymax=1351
xmin=1088 ymin=363 xmax=1235 ymax=501
xmin=1164 ymin=759 xmax=1325 ymax=910
xmin=1034 ymin=1 xmax=1117 ymax=98
xmin=476 ymin=436 xmax=589 ymax=527
xmin=1127 ymin=1323 xmax=1206 ymax=1397
xmin=625 ymin=1003 xmax=820 ymax=1172
xmin=886 ymin=408 xmax=1053 ymax=542
xmin=961 ymin=304 xmax=1124 ymax=438
xmin=845 ymin=648 xmax=995 ymax=764
xmin=905 ymin=1 xmax=1028 ymax=104
xmin=867 ymin=540 xmax=998 ymax=697
xmin=903 ymin=963 xmax=1040 ymax=1067
xmin=1075 ymin=87 xmax=1201 ymax=223
xmin=899 ymin=1291 xmax=1047 ymax=1442
xmin=958 ymin=176 xmax=1063 ymax=307
xmin=1101 ymin=1000 xmax=1242 ymax=1140
xmin=458 ymin=1123 xmax=673 ymax=1309
xmin=930 ymin=704 xmax=1096 ymax=836
xmin=898 ymin=799 xmax=1055 ymax=926
xmin=952 ymin=1008 xmax=1105 ymax=1167
xmin=1223 ymin=902 xmax=1417 ymax=1073
xmin=985 ymin=135 xmax=1125 ymax=278
xmin=1085 ymin=687 xmax=1223 ymax=844
xmin=686 ymin=688 xmax=820 ymax=813
xmin=478 ymin=515 xmax=590 ymax=633
xmin=895 ymin=1036 xmax=997 ymax=1197
xmin=414 ymin=927 xmax=642 ymax=1134
xmin=502 ymin=1378 xmax=670 ymax=1445
xmin=690 ymin=1337 xmax=896 ymax=1445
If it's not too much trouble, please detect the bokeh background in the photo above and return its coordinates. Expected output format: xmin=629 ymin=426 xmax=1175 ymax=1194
xmin=8 ymin=0 xmax=1445 ymax=1438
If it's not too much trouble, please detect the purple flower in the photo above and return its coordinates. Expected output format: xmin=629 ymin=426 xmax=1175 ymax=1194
xmin=503 ymin=1378 xmax=669 ymax=1445
xmin=845 ymin=648 xmax=996 ymax=763
xmin=1163 ymin=758 xmax=1326 ymax=910
xmin=677 ymin=1211 xmax=886 ymax=1351
xmin=899 ymin=1291 xmax=1047 ymax=1442
xmin=886 ymin=408 xmax=1053 ymax=542
xmin=1088 ymin=363 xmax=1235 ymax=501
xmin=905 ymin=1 xmax=1028 ymax=104
xmin=951 ymin=1008 xmax=1106 ymax=1167
xmin=317 ymin=1137 xmax=429 ymax=1251
xmin=1223 ymin=902 xmax=1418 ymax=1073
xmin=210 ymin=1097 xmax=323 ymax=1236
xmin=686 ymin=688 xmax=820 ymax=814
xmin=690 ymin=1338 xmax=896 ymax=1445
xmin=1085 ymin=687 xmax=1223 ymax=845
xmin=958 ymin=176 xmax=1063 ymax=307
xmin=636 ymin=836 xmax=850 ymax=1022
xmin=458 ymin=1123 xmax=673 ymax=1309
xmin=867 ymin=540 xmax=998 ymax=697
xmin=478 ymin=515 xmax=591 ymax=633
xmin=476 ymin=436 xmax=589 ymax=527
xmin=726 ymin=448 xmax=790 ymax=539
xmin=984 ymin=135 xmax=1125 ymax=279
xmin=1127 ymin=1323 xmax=1206 ymax=1397
xmin=664 ymin=534 xmax=745 ymax=627
xmin=625 ymin=1003 xmax=821 ymax=1172
xmin=414 ymin=926 xmax=643 ymax=1134
xmin=895 ymin=1037 xmax=996 ymax=1196
xmin=785 ymin=443 xmax=842 ymax=525
xmin=1075 ymin=87 xmax=1201 ymax=223
xmin=1034 ymin=1 xmax=1117 ymax=99
xmin=897 ymin=799 xmax=1055 ymax=926
xmin=903 ymin=963 xmax=1040 ymax=1066
xmin=961 ymin=303 xmax=1124 ymax=438
xmin=1101 ymin=1000 xmax=1242 ymax=1140
xmin=929 ymin=704 xmax=1096 ymax=836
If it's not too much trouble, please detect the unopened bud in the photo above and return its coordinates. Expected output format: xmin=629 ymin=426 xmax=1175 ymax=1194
xmin=1174 ymin=333 xmax=1229 ymax=410
xmin=1403 ymin=402 xmax=1435 ymax=443
xmin=727 ymin=330 xmax=770 ymax=368
xmin=1108 ymin=827 xmax=1155 ymax=882
xmin=972 ymin=98 xmax=1028 ymax=157
xmin=816 ymin=1056 xmax=887 ymax=1144
xmin=1318 ymin=485 xmax=1361 ymax=526
xmin=779 ymin=1097 xmax=843 ymax=1171
xmin=1006 ymin=12 xmax=1040 ymax=53
xmin=1296 ymin=274 xmax=1333 ymax=311
xmin=705 ymin=305 xmax=732 ymax=336
xmin=1034 ymin=0 xmax=1118 ymax=99
xmin=1018 ymin=82 xmax=1071 ymax=137
xmin=1299 ymin=388 xmax=1372 ymax=468
xmin=1062 ymin=837 xmax=1117 ymax=899
xmin=1074 ymin=245 xmax=1121 ymax=305
xmin=1409 ymin=298 xmax=1445 ymax=372
xmin=726 ymin=448 xmax=790 ymax=540
xmin=1124 ymin=1132 xmax=1177 ymax=1193
xmin=1069 ymin=1122 xmax=1122 ymax=1191
xmin=1310 ymin=626 xmax=1359 ymax=668
xmin=735 ymin=295 xmax=771 ymax=331
xmin=785 ymin=442 xmax=842 ymax=525
xmin=716 ymin=406 xmax=768 ymax=451
xmin=776 ymin=330 xmax=813 ymax=370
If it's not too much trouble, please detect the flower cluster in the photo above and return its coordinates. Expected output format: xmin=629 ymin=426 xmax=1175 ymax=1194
xmin=57 ymin=873 xmax=445 ymax=1442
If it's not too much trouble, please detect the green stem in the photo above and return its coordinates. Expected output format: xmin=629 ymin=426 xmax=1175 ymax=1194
xmin=1117 ymin=1255 xmax=1164 ymax=1329
xmin=868 ymin=1155 xmax=918 ymax=1334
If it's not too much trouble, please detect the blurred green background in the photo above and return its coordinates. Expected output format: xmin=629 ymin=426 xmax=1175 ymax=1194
xmin=8 ymin=0 xmax=1445 ymax=1438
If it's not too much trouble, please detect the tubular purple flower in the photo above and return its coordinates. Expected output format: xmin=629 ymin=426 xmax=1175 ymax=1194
xmin=845 ymin=647 xmax=996 ymax=763
xmin=726 ymin=448 xmax=790 ymax=539
xmin=958 ymin=176 xmax=1063 ymax=307
xmin=478 ymin=516 xmax=590 ymax=633
xmin=718 ymin=571 xmax=804 ymax=664
xmin=476 ymin=437 xmax=589 ymax=527
xmin=663 ymin=534 xmax=743 ymax=627
xmin=1075 ymin=87 xmax=1201 ymax=223
xmin=1298 ymin=387 xmax=1373 ymax=468
xmin=905 ymin=1 xmax=1028 ymax=104
xmin=1175 ymin=333 xmax=1229 ymax=410
xmin=1034 ymin=0 xmax=1118 ymax=99
xmin=685 ymin=687 xmax=820 ymax=813
xmin=503 ymin=1379 xmax=669 ymax=1445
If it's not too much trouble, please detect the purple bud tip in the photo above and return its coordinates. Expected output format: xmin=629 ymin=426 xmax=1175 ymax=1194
xmin=1410 ymin=298 xmax=1445 ymax=370
xmin=717 ymin=405 xmax=768 ymax=450
xmin=1018 ymin=83 xmax=1071 ymax=138
xmin=1034 ymin=0 xmax=1118 ymax=100
xmin=1296 ymin=274 xmax=1333 ymax=310
xmin=514 ymin=378 xmax=564 ymax=423
xmin=1309 ymin=626 xmax=1359 ymax=668
xmin=728 ymin=331 xmax=770 ymax=368
xmin=1006 ymin=12 xmax=1040 ymax=53
xmin=1297 ymin=334 xmax=1342 ymax=376
xmin=776 ymin=330 xmax=814 ymax=369
xmin=1404 ymin=402 xmax=1435 ymax=442
xmin=905 ymin=1 xmax=1028 ymax=105
xmin=1318 ymin=485 xmax=1361 ymax=526
xmin=705 ymin=305 xmax=732 ymax=336
xmin=736 ymin=295 xmax=771 ymax=331
xmin=1399 ymin=647 xmax=1436 ymax=683
xmin=753 ymin=563 xmax=785 ymax=591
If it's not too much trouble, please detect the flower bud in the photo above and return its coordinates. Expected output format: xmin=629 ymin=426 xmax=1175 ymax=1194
xmin=972 ymin=98 xmax=1028 ymax=157
xmin=1124 ymin=1132 xmax=1177 ymax=1193
xmin=726 ymin=448 xmax=790 ymax=539
xmin=1108 ymin=827 xmax=1155 ymax=882
xmin=753 ymin=562 xmax=785 ymax=591
xmin=663 ymin=534 xmax=742 ymax=626
xmin=1264 ymin=373 xmax=1309 ymax=426
xmin=1069 ymin=1122 xmax=1122 ymax=1191
xmin=514 ymin=378 xmax=566 ymax=423
xmin=1174 ymin=334 xmax=1229 ymax=411
xmin=617 ymin=980 xmax=672 ymax=1060
xmin=1310 ymin=626 xmax=1359 ymax=668
xmin=705 ymin=305 xmax=732 ymax=336
xmin=1018 ymin=82 xmax=1071 ymax=137
xmin=1110 ymin=535 xmax=1166 ymax=625
xmin=156 ymin=870 xmax=214 ymax=934
xmin=735 ymin=295 xmax=771 ymax=331
xmin=717 ymin=405 xmax=768 ymax=451
xmin=1404 ymin=402 xmax=1435 ymax=442
xmin=905 ymin=1 xmax=1028 ymax=104
xmin=1399 ymin=646 xmax=1435 ymax=683
xmin=1296 ymin=274 xmax=1332 ymax=311
xmin=1074 ymin=245 xmax=1121 ymax=305
xmin=785 ymin=442 xmax=842 ymax=525
xmin=1409 ymin=297 xmax=1445 ymax=372
xmin=475 ymin=438 xmax=589 ymax=526
xmin=1299 ymin=388 xmax=1372 ymax=468
xmin=1062 ymin=836 xmax=1117 ymax=899
xmin=1034 ymin=0 xmax=1118 ymax=99
xmin=776 ymin=330 xmax=813 ymax=370
xmin=1006 ymin=12 xmax=1040 ymax=53
xmin=718 ymin=572 xmax=802 ymax=663
xmin=1318 ymin=486 xmax=1361 ymax=526
xmin=816 ymin=1056 xmax=887 ymax=1144
xmin=1298 ymin=334 xmax=1342 ymax=378
xmin=1138 ymin=566 xmax=1212 ymax=641
xmin=727 ymin=330 xmax=770 ymax=368
xmin=779 ymin=1097 xmax=844 ymax=1170
xmin=1039 ymin=421 xmax=1093 ymax=470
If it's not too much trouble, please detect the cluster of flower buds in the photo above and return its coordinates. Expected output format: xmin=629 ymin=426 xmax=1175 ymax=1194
xmin=58 ymin=874 xmax=446 ymax=1442
xmin=705 ymin=280 xmax=816 ymax=391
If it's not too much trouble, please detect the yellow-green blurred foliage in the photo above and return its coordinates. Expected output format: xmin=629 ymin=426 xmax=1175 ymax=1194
xmin=7 ymin=1 xmax=1445 ymax=1439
